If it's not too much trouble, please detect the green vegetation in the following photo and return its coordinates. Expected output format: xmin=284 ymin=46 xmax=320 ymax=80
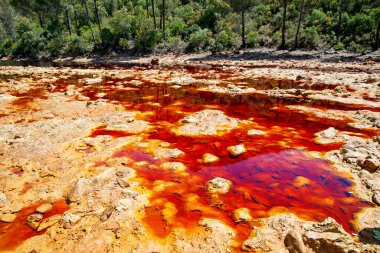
xmin=0 ymin=0 xmax=380 ymax=58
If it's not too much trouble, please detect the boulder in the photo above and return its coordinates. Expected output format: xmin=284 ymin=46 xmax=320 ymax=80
xmin=284 ymin=230 xmax=307 ymax=253
xmin=207 ymin=177 xmax=232 ymax=194
xmin=68 ymin=178 xmax=92 ymax=202
xmin=176 ymin=110 xmax=239 ymax=136
xmin=93 ymin=168 xmax=116 ymax=186
xmin=232 ymin=208 xmax=253 ymax=223
xmin=303 ymin=217 xmax=360 ymax=253
xmin=227 ymin=144 xmax=246 ymax=157
xmin=26 ymin=213 xmax=43 ymax=230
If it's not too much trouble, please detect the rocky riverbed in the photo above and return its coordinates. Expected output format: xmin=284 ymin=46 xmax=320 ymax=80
xmin=0 ymin=55 xmax=379 ymax=252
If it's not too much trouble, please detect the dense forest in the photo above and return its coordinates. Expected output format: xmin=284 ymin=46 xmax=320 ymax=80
xmin=0 ymin=0 xmax=380 ymax=58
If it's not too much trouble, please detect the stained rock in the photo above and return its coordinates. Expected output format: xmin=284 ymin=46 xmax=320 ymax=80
xmin=284 ymin=230 xmax=307 ymax=253
xmin=202 ymin=153 xmax=220 ymax=164
xmin=293 ymin=176 xmax=311 ymax=188
xmin=160 ymin=162 xmax=186 ymax=171
xmin=153 ymin=148 xmax=184 ymax=159
xmin=36 ymin=203 xmax=53 ymax=214
xmin=232 ymin=208 xmax=253 ymax=223
xmin=247 ymin=129 xmax=265 ymax=136
xmin=0 ymin=213 xmax=17 ymax=223
xmin=26 ymin=213 xmax=43 ymax=230
xmin=207 ymin=177 xmax=232 ymax=194
xmin=227 ymin=144 xmax=246 ymax=157
xmin=37 ymin=214 xmax=61 ymax=232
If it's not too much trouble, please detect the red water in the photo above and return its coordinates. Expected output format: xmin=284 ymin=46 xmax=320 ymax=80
xmin=0 ymin=199 xmax=69 ymax=251
xmin=1 ymin=65 xmax=379 ymax=250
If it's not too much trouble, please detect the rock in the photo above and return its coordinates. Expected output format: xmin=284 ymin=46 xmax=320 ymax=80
xmin=26 ymin=213 xmax=43 ymax=230
xmin=0 ymin=213 xmax=17 ymax=223
xmin=242 ymin=238 xmax=272 ymax=252
xmin=293 ymin=176 xmax=311 ymax=188
xmin=62 ymin=212 xmax=81 ymax=226
xmin=284 ymin=230 xmax=307 ymax=253
xmin=372 ymin=191 xmax=380 ymax=206
xmin=202 ymin=153 xmax=220 ymax=164
xmin=69 ymin=178 xmax=91 ymax=202
xmin=170 ymin=76 xmax=197 ymax=86
xmin=160 ymin=162 xmax=186 ymax=171
xmin=116 ymin=198 xmax=133 ymax=211
xmin=227 ymin=144 xmax=246 ymax=157
xmin=84 ymin=77 xmax=103 ymax=84
xmin=153 ymin=148 xmax=184 ymax=159
xmin=93 ymin=168 xmax=116 ymax=186
xmin=207 ymin=177 xmax=232 ymax=194
xmin=151 ymin=58 xmax=159 ymax=65
xmin=303 ymin=217 xmax=359 ymax=253
xmin=247 ymin=129 xmax=265 ymax=136
xmin=176 ymin=110 xmax=239 ymax=136
xmin=117 ymin=178 xmax=130 ymax=188
xmin=232 ymin=208 xmax=253 ymax=223
xmin=314 ymin=127 xmax=340 ymax=144
xmin=105 ymin=120 xmax=149 ymax=134
xmin=100 ymin=207 xmax=113 ymax=222
xmin=36 ymin=204 xmax=53 ymax=214
xmin=0 ymin=192 xmax=6 ymax=206
xmin=359 ymin=156 xmax=380 ymax=172
xmin=37 ymin=214 xmax=61 ymax=232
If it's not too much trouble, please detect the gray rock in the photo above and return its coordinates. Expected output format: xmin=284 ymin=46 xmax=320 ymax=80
xmin=284 ymin=230 xmax=307 ymax=253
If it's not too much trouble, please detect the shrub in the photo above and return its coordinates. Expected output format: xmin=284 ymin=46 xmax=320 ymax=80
xmin=154 ymin=36 xmax=187 ymax=54
xmin=100 ymin=28 xmax=115 ymax=49
xmin=187 ymin=28 xmax=213 ymax=52
xmin=246 ymin=31 xmax=258 ymax=47
xmin=214 ymin=30 xmax=240 ymax=51
xmin=65 ymin=35 xmax=92 ymax=55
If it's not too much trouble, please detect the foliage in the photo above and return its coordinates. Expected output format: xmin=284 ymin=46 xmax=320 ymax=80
xmin=0 ymin=0 xmax=379 ymax=57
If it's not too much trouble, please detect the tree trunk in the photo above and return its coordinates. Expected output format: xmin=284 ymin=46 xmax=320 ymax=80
xmin=241 ymin=10 xmax=246 ymax=48
xmin=146 ymin=0 xmax=149 ymax=17
xmin=336 ymin=0 xmax=344 ymax=44
xmin=162 ymin=0 xmax=165 ymax=37
xmin=152 ymin=0 xmax=156 ymax=28
xmin=37 ymin=13 xmax=44 ymax=28
xmin=93 ymin=0 xmax=102 ymax=30
xmin=70 ymin=0 xmax=79 ymax=30
xmin=65 ymin=7 xmax=72 ymax=36
xmin=294 ymin=0 xmax=304 ymax=49
xmin=375 ymin=16 xmax=380 ymax=50
xmin=83 ymin=0 xmax=97 ymax=44
xmin=280 ymin=0 xmax=287 ymax=49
